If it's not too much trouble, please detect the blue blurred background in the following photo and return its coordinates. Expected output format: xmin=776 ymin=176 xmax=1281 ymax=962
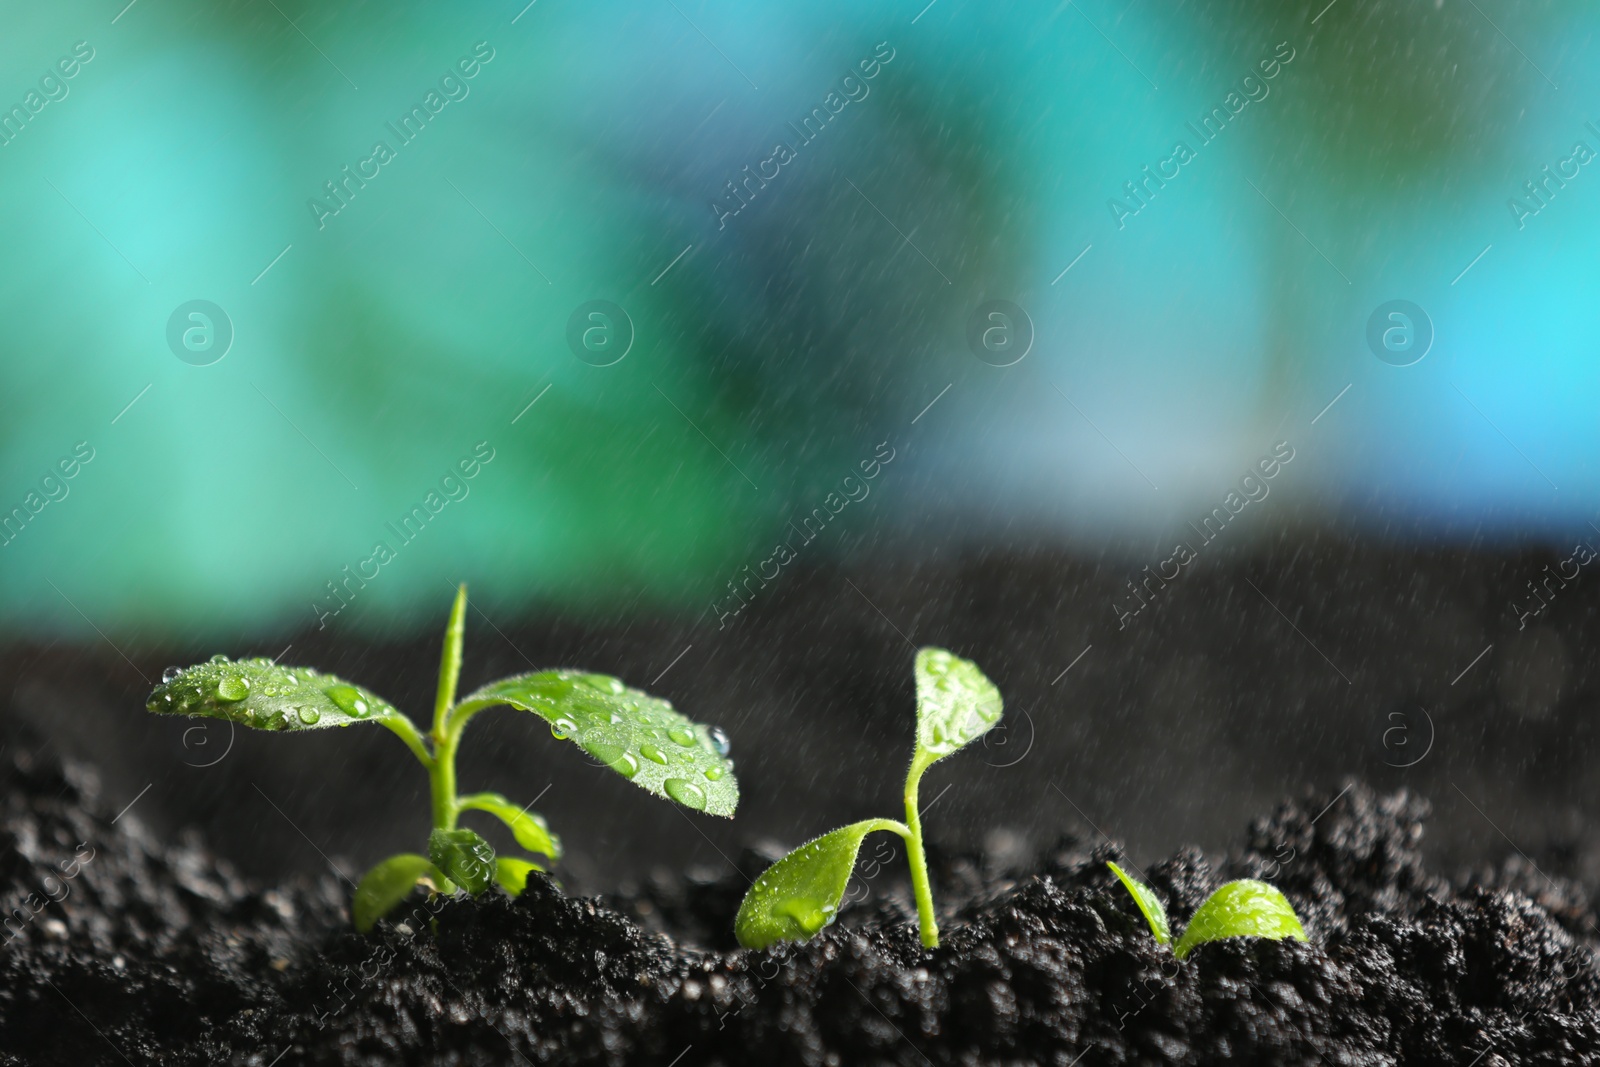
xmin=3 ymin=0 xmax=1595 ymax=640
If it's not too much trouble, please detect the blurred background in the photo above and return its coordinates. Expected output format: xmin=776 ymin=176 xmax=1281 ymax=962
xmin=3 ymin=0 xmax=1599 ymax=894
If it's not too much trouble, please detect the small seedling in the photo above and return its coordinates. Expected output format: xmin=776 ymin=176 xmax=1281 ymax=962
xmin=1106 ymin=861 xmax=1306 ymax=958
xmin=735 ymin=647 xmax=1001 ymax=950
xmin=146 ymin=585 xmax=738 ymax=931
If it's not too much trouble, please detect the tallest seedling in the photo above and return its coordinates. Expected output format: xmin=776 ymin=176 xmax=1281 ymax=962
xmin=735 ymin=648 xmax=1001 ymax=950
xmin=147 ymin=585 xmax=738 ymax=930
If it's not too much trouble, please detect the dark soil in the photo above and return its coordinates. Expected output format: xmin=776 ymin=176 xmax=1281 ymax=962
xmin=5 ymin=735 xmax=1600 ymax=1065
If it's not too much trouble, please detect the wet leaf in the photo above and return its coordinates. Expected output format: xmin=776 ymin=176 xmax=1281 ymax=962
xmin=1107 ymin=861 xmax=1171 ymax=945
xmin=146 ymin=657 xmax=404 ymax=732
xmin=735 ymin=819 xmax=904 ymax=949
xmin=353 ymin=853 xmax=451 ymax=934
xmin=1174 ymin=879 xmax=1307 ymax=959
xmin=912 ymin=648 xmax=1003 ymax=768
xmin=428 ymin=828 xmax=496 ymax=896
xmin=458 ymin=792 xmax=560 ymax=859
xmin=453 ymin=671 xmax=738 ymax=817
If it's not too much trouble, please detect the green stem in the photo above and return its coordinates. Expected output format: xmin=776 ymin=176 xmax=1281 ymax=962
xmin=379 ymin=715 xmax=434 ymax=770
xmin=902 ymin=758 xmax=939 ymax=949
xmin=430 ymin=727 xmax=460 ymax=831
xmin=428 ymin=584 xmax=470 ymax=832
xmin=434 ymin=583 xmax=468 ymax=738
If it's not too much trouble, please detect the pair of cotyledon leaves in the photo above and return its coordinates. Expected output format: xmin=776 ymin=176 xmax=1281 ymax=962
xmin=733 ymin=647 xmax=1002 ymax=949
xmin=1107 ymin=861 xmax=1306 ymax=958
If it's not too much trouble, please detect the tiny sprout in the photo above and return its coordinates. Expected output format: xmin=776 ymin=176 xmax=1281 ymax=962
xmin=735 ymin=647 xmax=1002 ymax=950
xmin=1106 ymin=861 xmax=1306 ymax=959
xmin=146 ymin=585 xmax=739 ymax=931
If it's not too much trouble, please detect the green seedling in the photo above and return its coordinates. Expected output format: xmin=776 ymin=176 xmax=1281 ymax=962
xmin=735 ymin=647 xmax=1001 ymax=951
xmin=1106 ymin=861 xmax=1306 ymax=958
xmin=146 ymin=585 xmax=738 ymax=932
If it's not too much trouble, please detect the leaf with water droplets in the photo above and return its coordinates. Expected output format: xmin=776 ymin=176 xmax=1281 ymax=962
xmin=145 ymin=658 xmax=406 ymax=733
xmin=912 ymin=647 xmax=1003 ymax=770
xmin=1173 ymin=879 xmax=1307 ymax=959
xmin=1106 ymin=861 xmax=1171 ymax=945
xmin=457 ymin=792 xmax=560 ymax=859
xmin=735 ymin=819 xmax=905 ymax=949
xmin=428 ymin=828 xmax=496 ymax=896
xmin=452 ymin=671 xmax=739 ymax=817
xmin=352 ymin=853 xmax=453 ymax=934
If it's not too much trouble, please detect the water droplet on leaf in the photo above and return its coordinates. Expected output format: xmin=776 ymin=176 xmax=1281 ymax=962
xmin=664 ymin=778 xmax=706 ymax=810
xmin=325 ymin=685 xmax=370 ymax=718
xmin=161 ymin=667 xmax=183 ymax=684
xmin=708 ymin=727 xmax=731 ymax=757
xmin=296 ymin=706 xmax=321 ymax=725
xmin=667 ymin=725 xmax=696 ymax=747
xmin=640 ymin=743 xmax=668 ymax=765
xmin=214 ymin=673 xmax=250 ymax=702
xmin=587 ymin=743 xmax=638 ymax=779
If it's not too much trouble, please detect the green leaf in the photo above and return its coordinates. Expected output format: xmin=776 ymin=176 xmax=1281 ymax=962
xmin=494 ymin=857 xmax=543 ymax=897
xmin=452 ymin=671 xmax=739 ymax=817
xmin=734 ymin=819 xmax=906 ymax=949
xmin=458 ymin=792 xmax=561 ymax=860
xmin=1106 ymin=861 xmax=1171 ymax=945
xmin=1173 ymin=879 xmax=1308 ymax=959
xmin=912 ymin=648 xmax=1003 ymax=769
xmin=428 ymin=828 xmax=496 ymax=896
xmin=353 ymin=853 xmax=452 ymax=934
xmin=146 ymin=656 xmax=406 ymax=733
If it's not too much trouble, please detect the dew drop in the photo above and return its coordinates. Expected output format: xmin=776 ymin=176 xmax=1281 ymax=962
xmin=161 ymin=666 xmax=183 ymax=684
xmin=209 ymin=654 xmax=230 ymax=664
xmin=551 ymin=718 xmax=578 ymax=740
xmin=704 ymin=766 xmax=724 ymax=782
xmin=325 ymin=685 xmax=370 ymax=718
xmin=664 ymin=778 xmax=706 ymax=811
xmin=667 ymin=725 xmax=697 ymax=747
xmin=604 ymin=677 xmax=625 ymax=694
xmin=708 ymin=727 xmax=731 ymax=757
xmin=214 ymin=673 xmax=251 ymax=703
xmin=640 ymin=743 xmax=669 ymax=765
xmin=296 ymin=705 xmax=321 ymax=725
xmin=587 ymin=743 xmax=638 ymax=779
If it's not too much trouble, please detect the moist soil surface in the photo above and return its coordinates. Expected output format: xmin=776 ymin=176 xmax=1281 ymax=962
xmin=4 ymin=738 xmax=1600 ymax=1066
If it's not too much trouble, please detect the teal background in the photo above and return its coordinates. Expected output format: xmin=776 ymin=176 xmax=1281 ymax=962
xmin=1 ymin=0 xmax=1596 ymax=641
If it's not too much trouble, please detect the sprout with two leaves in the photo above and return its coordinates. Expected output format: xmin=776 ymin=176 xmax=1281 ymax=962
xmin=735 ymin=647 xmax=1001 ymax=950
xmin=146 ymin=585 xmax=738 ymax=932
xmin=1106 ymin=861 xmax=1307 ymax=958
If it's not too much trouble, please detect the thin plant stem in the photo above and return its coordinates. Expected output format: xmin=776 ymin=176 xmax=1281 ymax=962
xmin=428 ymin=583 xmax=470 ymax=832
xmin=902 ymin=757 xmax=939 ymax=948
